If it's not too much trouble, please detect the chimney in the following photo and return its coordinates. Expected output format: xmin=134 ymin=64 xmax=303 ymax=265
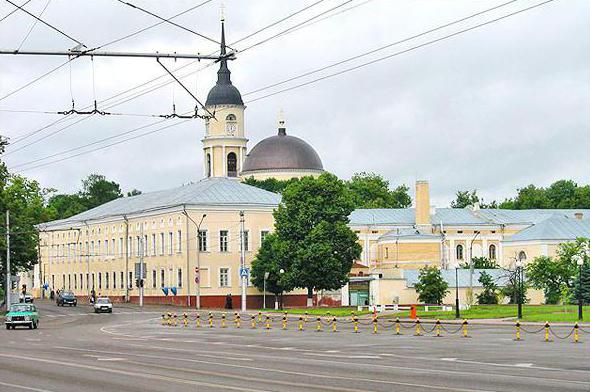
xmin=415 ymin=180 xmax=430 ymax=227
xmin=574 ymin=212 xmax=584 ymax=220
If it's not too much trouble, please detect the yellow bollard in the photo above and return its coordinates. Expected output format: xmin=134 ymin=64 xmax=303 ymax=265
xmin=258 ymin=311 xmax=262 ymax=323
xmin=544 ymin=321 xmax=550 ymax=342
xmin=332 ymin=316 xmax=337 ymax=332
xmin=462 ymin=319 xmax=469 ymax=338
xmin=173 ymin=314 xmax=178 ymax=327
xmin=196 ymin=314 xmax=201 ymax=328
xmin=372 ymin=316 xmax=378 ymax=334
xmin=208 ymin=312 xmax=213 ymax=328
xmin=161 ymin=314 xmax=167 ymax=326
xmin=183 ymin=313 xmax=188 ymax=327
xmin=316 ymin=317 xmax=322 ymax=332
xmin=221 ymin=313 xmax=227 ymax=328
xmin=515 ymin=321 xmax=521 ymax=341
xmin=414 ymin=318 xmax=421 ymax=336
xmin=304 ymin=312 xmax=309 ymax=325
xmin=251 ymin=315 xmax=256 ymax=329
xmin=574 ymin=322 xmax=580 ymax=343
xmin=435 ymin=319 xmax=441 ymax=337
xmin=298 ymin=316 xmax=304 ymax=331
xmin=353 ymin=315 xmax=359 ymax=333
xmin=395 ymin=317 xmax=401 ymax=335
xmin=282 ymin=315 xmax=287 ymax=330
xmin=265 ymin=315 xmax=271 ymax=330
xmin=236 ymin=314 xmax=241 ymax=329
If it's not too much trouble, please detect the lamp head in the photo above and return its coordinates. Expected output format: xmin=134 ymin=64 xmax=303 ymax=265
xmin=279 ymin=269 xmax=285 ymax=274
xmin=574 ymin=255 xmax=584 ymax=266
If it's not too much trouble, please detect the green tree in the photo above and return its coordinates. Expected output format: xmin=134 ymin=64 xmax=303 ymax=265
xmin=126 ymin=189 xmax=142 ymax=197
xmin=46 ymin=194 xmax=88 ymax=220
xmin=243 ymin=177 xmax=295 ymax=194
xmin=476 ymin=271 xmax=498 ymax=304
xmin=347 ymin=172 xmax=411 ymax=208
xmin=501 ymin=269 xmax=529 ymax=304
xmin=273 ymin=173 xmax=361 ymax=306
xmin=459 ymin=256 xmax=498 ymax=269
xmin=451 ymin=190 xmax=480 ymax=208
xmin=573 ymin=262 xmax=590 ymax=305
xmin=414 ymin=266 xmax=449 ymax=304
xmin=250 ymin=233 xmax=292 ymax=305
xmin=81 ymin=173 xmax=122 ymax=208
xmin=526 ymin=255 xmax=576 ymax=304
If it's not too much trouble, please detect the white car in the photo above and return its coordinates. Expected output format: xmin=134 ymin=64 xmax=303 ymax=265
xmin=93 ymin=297 xmax=113 ymax=313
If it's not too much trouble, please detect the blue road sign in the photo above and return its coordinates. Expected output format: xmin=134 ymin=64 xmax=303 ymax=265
xmin=239 ymin=267 xmax=249 ymax=278
xmin=162 ymin=287 xmax=169 ymax=296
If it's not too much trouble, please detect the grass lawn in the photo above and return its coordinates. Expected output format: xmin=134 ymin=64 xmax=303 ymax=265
xmin=263 ymin=307 xmax=370 ymax=317
xmin=393 ymin=305 xmax=590 ymax=323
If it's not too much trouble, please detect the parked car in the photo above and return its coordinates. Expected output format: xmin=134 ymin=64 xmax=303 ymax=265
xmin=5 ymin=303 xmax=39 ymax=329
xmin=93 ymin=297 xmax=112 ymax=313
xmin=19 ymin=293 xmax=34 ymax=303
xmin=56 ymin=291 xmax=77 ymax=307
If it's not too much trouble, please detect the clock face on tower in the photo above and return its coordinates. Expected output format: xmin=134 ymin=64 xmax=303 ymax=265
xmin=226 ymin=122 xmax=237 ymax=135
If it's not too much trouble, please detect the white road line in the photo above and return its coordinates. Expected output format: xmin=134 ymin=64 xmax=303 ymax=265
xmin=0 ymin=381 xmax=56 ymax=392
xmin=0 ymin=352 xmax=269 ymax=392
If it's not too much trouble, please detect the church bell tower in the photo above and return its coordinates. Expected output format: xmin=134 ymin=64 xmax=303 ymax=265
xmin=202 ymin=17 xmax=247 ymax=178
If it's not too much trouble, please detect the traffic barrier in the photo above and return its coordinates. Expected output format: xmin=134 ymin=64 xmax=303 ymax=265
xmin=462 ymin=319 xmax=469 ymax=338
xmin=251 ymin=315 xmax=256 ymax=329
xmin=395 ymin=318 xmax=401 ymax=335
xmin=282 ymin=314 xmax=287 ymax=330
xmin=208 ymin=312 xmax=213 ymax=328
xmin=265 ymin=315 xmax=271 ymax=330
xmin=414 ymin=318 xmax=422 ymax=336
xmin=544 ymin=322 xmax=551 ymax=342
xmin=372 ymin=316 xmax=378 ymax=334
xmin=304 ymin=312 xmax=309 ymax=325
xmin=316 ymin=317 xmax=322 ymax=332
xmin=221 ymin=313 xmax=227 ymax=328
xmin=574 ymin=323 xmax=580 ymax=343
xmin=435 ymin=319 xmax=442 ymax=337
xmin=353 ymin=315 xmax=359 ymax=333
xmin=332 ymin=316 xmax=337 ymax=332
xmin=183 ymin=313 xmax=188 ymax=327
xmin=161 ymin=314 xmax=168 ymax=326
xmin=196 ymin=314 xmax=201 ymax=328
xmin=515 ymin=321 xmax=521 ymax=341
xmin=258 ymin=312 xmax=262 ymax=323
xmin=235 ymin=313 xmax=241 ymax=329
xmin=298 ymin=316 xmax=304 ymax=331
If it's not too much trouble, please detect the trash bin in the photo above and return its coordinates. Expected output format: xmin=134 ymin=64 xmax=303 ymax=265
xmin=410 ymin=305 xmax=417 ymax=319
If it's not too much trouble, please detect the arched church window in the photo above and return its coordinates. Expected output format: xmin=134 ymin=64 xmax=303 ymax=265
xmin=489 ymin=244 xmax=497 ymax=260
xmin=518 ymin=251 xmax=527 ymax=262
xmin=456 ymin=244 xmax=464 ymax=260
xmin=226 ymin=114 xmax=236 ymax=121
xmin=227 ymin=152 xmax=237 ymax=177
xmin=206 ymin=153 xmax=211 ymax=177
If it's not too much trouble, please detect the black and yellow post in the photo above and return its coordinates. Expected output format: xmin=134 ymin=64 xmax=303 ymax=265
xmin=208 ymin=312 xmax=213 ymax=328
xmin=183 ymin=313 xmax=188 ymax=327
xmin=395 ymin=317 xmax=401 ymax=335
xmin=316 ymin=317 xmax=322 ymax=332
xmin=298 ymin=316 xmax=304 ymax=331
xmin=462 ymin=319 xmax=469 ymax=338
xmin=353 ymin=315 xmax=359 ymax=333
xmin=161 ymin=314 xmax=167 ymax=326
xmin=265 ymin=315 xmax=271 ymax=330
xmin=544 ymin=321 xmax=551 ymax=342
xmin=332 ymin=316 xmax=337 ymax=332
xmin=515 ymin=321 xmax=521 ymax=341
xmin=435 ymin=319 xmax=442 ymax=337
xmin=573 ymin=322 xmax=580 ymax=343
xmin=251 ymin=315 xmax=256 ymax=329
xmin=304 ymin=312 xmax=309 ymax=325
xmin=221 ymin=313 xmax=227 ymax=328
xmin=372 ymin=316 xmax=378 ymax=334
xmin=173 ymin=313 xmax=178 ymax=327
xmin=282 ymin=315 xmax=287 ymax=330
xmin=414 ymin=318 xmax=421 ymax=336
xmin=196 ymin=314 xmax=201 ymax=328
xmin=235 ymin=314 xmax=241 ymax=329
xmin=166 ymin=312 xmax=171 ymax=326
xmin=258 ymin=311 xmax=262 ymax=323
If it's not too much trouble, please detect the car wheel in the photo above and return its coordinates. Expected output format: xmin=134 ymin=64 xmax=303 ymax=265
xmin=109 ymin=309 xmax=112 ymax=313
xmin=29 ymin=323 xmax=33 ymax=330
xmin=33 ymin=321 xmax=38 ymax=329
xmin=11 ymin=325 xmax=15 ymax=330
xmin=94 ymin=309 xmax=98 ymax=313
xmin=74 ymin=304 xmax=77 ymax=307
xmin=5 ymin=324 xmax=9 ymax=330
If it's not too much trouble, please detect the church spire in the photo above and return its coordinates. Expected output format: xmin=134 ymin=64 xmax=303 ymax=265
xmin=278 ymin=109 xmax=286 ymax=136
xmin=216 ymin=13 xmax=231 ymax=85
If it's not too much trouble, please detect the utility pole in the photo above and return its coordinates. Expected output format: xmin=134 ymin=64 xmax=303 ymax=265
xmin=139 ymin=223 xmax=144 ymax=308
xmin=240 ymin=211 xmax=246 ymax=312
xmin=124 ymin=216 xmax=129 ymax=302
xmin=5 ymin=210 xmax=10 ymax=307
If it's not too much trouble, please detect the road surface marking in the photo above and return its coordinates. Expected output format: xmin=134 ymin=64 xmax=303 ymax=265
xmin=515 ymin=363 xmax=534 ymax=368
xmin=0 ymin=352 xmax=269 ymax=392
xmin=0 ymin=381 xmax=56 ymax=392
xmin=304 ymin=353 xmax=381 ymax=359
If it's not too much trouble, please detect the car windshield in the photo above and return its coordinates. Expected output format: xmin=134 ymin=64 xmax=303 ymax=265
xmin=63 ymin=292 xmax=74 ymax=297
xmin=10 ymin=305 xmax=32 ymax=312
xmin=97 ymin=298 xmax=110 ymax=304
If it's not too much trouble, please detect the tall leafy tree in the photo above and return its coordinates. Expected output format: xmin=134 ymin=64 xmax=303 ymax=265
xmin=250 ymin=233 xmax=292 ymax=306
xmin=81 ymin=173 xmax=122 ymax=208
xmin=273 ymin=173 xmax=361 ymax=306
xmin=347 ymin=172 xmax=411 ymax=208
xmin=414 ymin=266 xmax=449 ymax=304
xmin=242 ymin=177 xmax=296 ymax=194
xmin=459 ymin=256 xmax=499 ymax=269
xmin=526 ymin=255 xmax=576 ymax=304
xmin=476 ymin=271 xmax=499 ymax=304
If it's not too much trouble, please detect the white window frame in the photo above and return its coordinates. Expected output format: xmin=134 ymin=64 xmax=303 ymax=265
xmin=219 ymin=230 xmax=229 ymax=253
xmin=198 ymin=230 xmax=208 ymax=252
xmin=219 ymin=267 xmax=231 ymax=287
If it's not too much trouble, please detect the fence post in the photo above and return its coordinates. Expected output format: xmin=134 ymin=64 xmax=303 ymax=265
xmin=332 ymin=316 xmax=337 ymax=332
xmin=316 ymin=317 xmax=322 ymax=332
xmin=265 ymin=315 xmax=271 ymax=330
xmin=236 ymin=313 xmax=241 ymax=329
xmin=282 ymin=314 xmax=287 ymax=330
xmin=462 ymin=319 xmax=469 ymax=338
xmin=208 ymin=312 xmax=213 ymax=328
xmin=515 ymin=321 xmax=521 ymax=341
xmin=544 ymin=321 xmax=550 ymax=342
xmin=298 ymin=316 xmax=304 ymax=331
xmin=414 ymin=318 xmax=421 ymax=336
xmin=251 ymin=315 xmax=256 ymax=329
xmin=161 ymin=314 xmax=167 ymax=326
xmin=353 ymin=315 xmax=359 ymax=333
xmin=395 ymin=317 xmax=401 ymax=335
xmin=373 ymin=316 xmax=378 ymax=334
xmin=574 ymin=322 xmax=580 ymax=343
xmin=183 ymin=313 xmax=188 ymax=327
xmin=196 ymin=314 xmax=201 ymax=328
xmin=435 ymin=319 xmax=441 ymax=337
xmin=221 ymin=313 xmax=227 ymax=328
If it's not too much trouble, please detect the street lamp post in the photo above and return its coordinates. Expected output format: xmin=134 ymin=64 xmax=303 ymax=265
xmin=515 ymin=259 xmax=523 ymax=320
xmin=183 ymin=211 xmax=206 ymax=309
xmin=468 ymin=231 xmax=481 ymax=305
xmin=263 ymin=271 xmax=270 ymax=309
xmin=575 ymin=255 xmax=584 ymax=321
xmin=279 ymin=268 xmax=285 ymax=310
xmin=455 ymin=267 xmax=460 ymax=318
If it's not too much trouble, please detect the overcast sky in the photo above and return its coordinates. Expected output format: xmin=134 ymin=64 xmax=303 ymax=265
xmin=0 ymin=0 xmax=588 ymax=207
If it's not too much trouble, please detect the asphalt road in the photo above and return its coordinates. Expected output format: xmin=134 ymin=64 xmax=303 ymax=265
xmin=1 ymin=300 xmax=589 ymax=392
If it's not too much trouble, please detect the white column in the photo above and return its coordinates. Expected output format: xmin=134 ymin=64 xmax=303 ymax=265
xmin=238 ymin=146 xmax=243 ymax=173
xmin=449 ymin=239 xmax=456 ymax=267
xmin=222 ymin=145 xmax=226 ymax=176
xmin=482 ymin=239 xmax=488 ymax=259
xmin=210 ymin=146 xmax=215 ymax=176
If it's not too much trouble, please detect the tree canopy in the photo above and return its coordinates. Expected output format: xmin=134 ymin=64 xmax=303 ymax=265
xmin=414 ymin=266 xmax=449 ymax=304
xmin=347 ymin=172 xmax=411 ymax=208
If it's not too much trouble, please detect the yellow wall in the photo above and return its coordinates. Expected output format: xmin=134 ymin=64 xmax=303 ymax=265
xmin=415 ymin=180 xmax=430 ymax=226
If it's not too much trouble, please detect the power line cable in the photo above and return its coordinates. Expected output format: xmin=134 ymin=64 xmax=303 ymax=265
xmin=245 ymin=0 xmax=557 ymax=103
xmin=4 ymin=0 xmax=85 ymax=46
xmin=16 ymin=0 xmax=52 ymax=51
xmin=2 ymin=0 xmax=339 ymax=152
xmin=244 ymin=0 xmax=519 ymax=96
xmin=115 ymin=0 xmax=226 ymax=49
xmin=0 ymin=0 xmax=32 ymax=22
